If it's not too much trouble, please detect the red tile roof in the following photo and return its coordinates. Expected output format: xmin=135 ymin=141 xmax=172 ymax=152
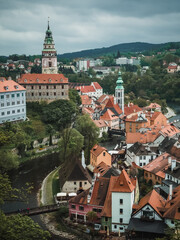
xmin=76 ymin=85 xmax=95 ymax=93
xmin=143 ymin=153 xmax=171 ymax=174
xmin=124 ymin=104 xmax=142 ymax=116
xmin=93 ymin=119 xmax=108 ymax=128
xmin=91 ymin=144 xmax=107 ymax=157
xmin=160 ymin=124 xmax=180 ymax=137
xmin=100 ymin=109 xmax=119 ymax=121
xmin=92 ymin=82 xmax=102 ymax=90
xmin=112 ymin=169 xmax=135 ymax=193
xmin=18 ymin=73 xmax=68 ymax=84
xmin=133 ymin=189 xmax=166 ymax=217
xmin=0 ymin=79 xmax=25 ymax=93
xmin=126 ymin=130 xmax=159 ymax=145
xmin=80 ymin=95 xmax=93 ymax=105
xmin=93 ymin=161 xmax=111 ymax=177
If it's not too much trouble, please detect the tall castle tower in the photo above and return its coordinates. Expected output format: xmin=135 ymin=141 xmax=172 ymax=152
xmin=115 ymin=71 xmax=124 ymax=114
xmin=42 ymin=19 xmax=58 ymax=74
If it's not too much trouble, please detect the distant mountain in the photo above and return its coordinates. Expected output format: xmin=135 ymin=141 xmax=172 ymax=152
xmin=58 ymin=41 xmax=180 ymax=59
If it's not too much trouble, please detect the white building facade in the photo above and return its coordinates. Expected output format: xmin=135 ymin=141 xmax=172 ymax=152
xmin=0 ymin=79 xmax=26 ymax=124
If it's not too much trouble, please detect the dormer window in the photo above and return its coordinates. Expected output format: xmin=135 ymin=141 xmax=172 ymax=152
xmin=36 ymin=79 xmax=39 ymax=82
xmin=49 ymin=79 xmax=51 ymax=82
xmin=4 ymin=86 xmax=8 ymax=90
xmin=60 ymin=78 xmax=63 ymax=82
xmin=15 ymin=85 xmax=19 ymax=89
xmin=24 ymin=79 xmax=27 ymax=82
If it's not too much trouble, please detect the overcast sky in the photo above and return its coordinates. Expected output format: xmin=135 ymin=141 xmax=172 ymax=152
xmin=0 ymin=0 xmax=180 ymax=56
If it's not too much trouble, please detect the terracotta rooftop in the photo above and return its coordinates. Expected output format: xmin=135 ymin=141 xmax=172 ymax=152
xmin=93 ymin=161 xmax=111 ymax=177
xmin=100 ymin=109 xmax=119 ymax=121
xmin=147 ymin=103 xmax=161 ymax=109
xmin=80 ymin=95 xmax=93 ymax=105
xmin=91 ymin=144 xmax=107 ymax=157
xmin=160 ymin=124 xmax=180 ymax=137
xmin=0 ymin=79 xmax=25 ymax=93
xmin=93 ymin=119 xmax=108 ymax=128
xmin=92 ymin=82 xmax=102 ymax=90
xmin=90 ymin=177 xmax=110 ymax=206
xmin=112 ymin=169 xmax=135 ymax=193
xmin=76 ymin=85 xmax=95 ymax=93
xmin=126 ymin=130 xmax=159 ymax=145
xmin=18 ymin=73 xmax=68 ymax=84
xmin=124 ymin=104 xmax=142 ymax=116
xmin=133 ymin=189 xmax=166 ymax=217
xmin=143 ymin=153 xmax=171 ymax=174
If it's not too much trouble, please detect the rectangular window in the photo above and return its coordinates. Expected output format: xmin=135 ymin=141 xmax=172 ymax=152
xmin=32 ymin=93 xmax=34 ymax=96
xmin=120 ymin=218 xmax=123 ymax=223
xmin=39 ymin=86 xmax=41 ymax=89
xmin=71 ymin=205 xmax=76 ymax=209
xmin=22 ymin=93 xmax=24 ymax=96
xmin=17 ymin=101 xmax=20 ymax=104
xmin=120 ymin=199 xmax=123 ymax=204
xmin=62 ymin=85 xmax=64 ymax=89
xmin=1 ymin=95 xmax=4 ymax=99
xmin=54 ymin=86 xmax=56 ymax=89
xmin=54 ymin=92 xmax=56 ymax=96
xmin=1 ymin=112 xmax=5 ymax=115
xmin=7 ymin=111 xmax=10 ymax=115
xmin=6 ymin=95 xmax=10 ymax=98
xmin=46 ymin=86 xmax=48 ymax=89
xmin=120 ymin=209 xmax=123 ymax=214
xmin=114 ymin=225 xmax=117 ymax=229
xmin=22 ymin=109 xmax=24 ymax=112
xmin=79 ymin=206 xmax=84 ymax=211
xmin=31 ymin=86 xmax=34 ymax=89
xmin=47 ymin=92 xmax=49 ymax=96
xmin=62 ymin=92 xmax=64 ymax=96
xmin=12 ymin=94 xmax=15 ymax=98
xmin=12 ymin=102 xmax=15 ymax=105
xmin=17 ymin=93 xmax=20 ymax=97
xmin=105 ymin=217 xmax=108 ymax=222
xmin=39 ymin=93 xmax=41 ymax=96
xmin=12 ymin=110 xmax=15 ymax=114
xmin=17 ymin=109 xmax=20 ymax=113
xmin=74 ymin=182 xmax=76 ymax=185
xmin=7 ymin=102 xmax=10 ymax=106
xmin=1 ymin=103 xmax=4 ymax=107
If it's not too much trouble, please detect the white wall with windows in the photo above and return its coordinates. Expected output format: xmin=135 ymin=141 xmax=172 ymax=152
xmin=0 ymin=90 xmax=26 ymax=124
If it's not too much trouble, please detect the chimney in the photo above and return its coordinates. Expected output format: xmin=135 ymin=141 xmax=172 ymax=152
xmin=169 ymin=184 xmax=173 ymax=200
xmin=168 ymin=157 xmax=171 ymax=165
xmin=81 ymin=150 xmax=86 ymax=169
xmin=171 ymin=159 xmax=176 ymax=171
xmin=8 ymin=76 xmax=12 ymax=80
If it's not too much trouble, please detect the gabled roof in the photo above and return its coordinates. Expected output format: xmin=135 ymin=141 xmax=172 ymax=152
xmin=102 ymin=97 xmax=123 ymax=116
xmin=128 ymin=142 xmax=158 ymax=156
xmin=163 ymin=185 xmax=180 ymax=220
xmin=92 ymin=82 xmax=102 ymax=90
xmin=143 ymin=153 xmax=170 ymax=174
xmin=93 ymin=119 xmax=108 ymax=128
xmin=100 ymin=109 xmax=119 ymax=121
xmin=18 ymin=73 xmax=68 ymax=84
xmin=69 ymin=188 xmax=89 ymax=205
xmin=94 ymin=161 xmax=110 ymax=177
xmin=160 ymin=124 xmax=180 ymax=137
xmin=91 ymin=144 xmax=107 ymax=157
xmin=150 ymin=111 xmax=161 ymax=121
xmin=126 ymin=130 xmax=159 ymax=145
xmin=124 ymin=104 xmax=142 ymax=116
xmin=76 ymin=85 xmax=95 ymax=93
xmin=0 ymin=79 xmax=25 ymax=93
xmin=90 ymin=177 xmax=110 ymax=206
xmin=80 ymin=95 xmax=93 ymax=105
xmin=112 ymin=169 xmax=135 ymax=193
xmin=133 ymin=189 xmax=166 ymax=217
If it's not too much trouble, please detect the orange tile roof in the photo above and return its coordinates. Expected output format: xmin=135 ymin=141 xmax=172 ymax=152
xmin=133 ymin=189 xmax=166 ymax=217
xmin=18 ymin=73 xmax=68 ymax=84
xmin=0 ymin=79 xmax=25 ymax=92
xmin=93 ymin=161 xmax=110 ymax=177
xmin=163 ymin=185 xmax=180 ymax=220
xmin=160 ymin=124 xmax=180 ymax=137
xmin=76 ymin=85 xmax=95 ymax=93
xmin=93 ymin=119 xmax=108 ymax=128
xmin=124 ymin=104 xmax=142 ymax=116
xmin=97 ymin=94 xmax=110 ymax=104
xmin=101 ymin=176 xmax=117 ymax=217
xmin=126 ymin=130 xmax=159 ymax=144
xmin=100 ymin=109 xmax=119 ymax=121
xmin=89 ymin=177 xmax=110 ymax=206
xmin=147 ymin=103 xmax=161 ymax=109
xmin=92 ymin=82 xmax=102 ymax=90
xmin=112 ymin=169 xmax=135 ymax=193
xmin=80 ymin=95 xmax=93 ymax=105
xmin=91 ymin=144 xmax=107 ymax=157
xmin=143 ymin=153 xmax=170 ymax=174
xmin=150 ymin=111 xmax=161 ymax=120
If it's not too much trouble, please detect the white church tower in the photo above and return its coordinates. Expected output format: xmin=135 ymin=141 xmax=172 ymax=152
xmin=115 ymin=71 xmax=124 ymax=114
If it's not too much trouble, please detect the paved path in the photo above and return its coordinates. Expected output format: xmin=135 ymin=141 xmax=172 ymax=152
xmin=165 ymin=107 xmax=176 ymax=119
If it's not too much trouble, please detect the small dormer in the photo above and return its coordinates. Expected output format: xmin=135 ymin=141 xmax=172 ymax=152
xmin=24 ymin=79 xmax=27 ymax=82
xmin=60 ymin=78 xmax=63 ymax=82
xmin=14 ymin=85 xmax=19 ymax=89
xmin=36 ymin=78 xmax=39 ymax=82
xmin=4 ymin=86 xmax=8 ymax=90
xmin=49 ymin=78 xmax=51 ymax=82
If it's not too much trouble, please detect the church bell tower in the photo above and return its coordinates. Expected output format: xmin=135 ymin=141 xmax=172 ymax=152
xmin=42 ymin=19 xmax=58 ymax=74
xmin=115 ymin=71 xmax=124 ymax=114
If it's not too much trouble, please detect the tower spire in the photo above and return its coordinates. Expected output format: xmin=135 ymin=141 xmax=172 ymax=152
xmin=115 ymin=71 xmax=124 ymax=114
xmin=48 ymin=17 xmax=50 ymax=30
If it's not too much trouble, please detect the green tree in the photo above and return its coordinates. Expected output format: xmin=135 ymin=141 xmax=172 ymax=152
xmin=59 ymin=128 xmax=84 ymax=163
xmin=69 ymin=89 xmax=82 ymax=106
xmin=0 ymin=173 xmax=50 ymax=240
xmin=76 ymin=114 xmax=99 ymax=164
xmin=87 ymin=211 xmax=98 ymax=223
xmin=0 ymin=150 xmax=19 ymax=173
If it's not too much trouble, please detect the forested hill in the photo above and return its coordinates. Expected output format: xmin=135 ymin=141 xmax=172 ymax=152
xmin=58 ymin=41 xmax=180 ymax=59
